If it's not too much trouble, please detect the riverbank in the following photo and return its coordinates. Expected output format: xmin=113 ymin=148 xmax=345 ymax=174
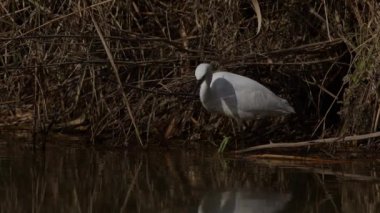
xmin=1 ymin=1 xmax=379 ymax=150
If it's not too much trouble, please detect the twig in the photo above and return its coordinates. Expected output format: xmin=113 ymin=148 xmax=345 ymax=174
xmin=90 ymin=9 xmax=144 ymax=147
xmin=254 ymin=159 xmax=380 ymax=181
xmin=234 ymin=131 xmax=380 ymax=154
xmin=101 ymin=76 xmax=197 ymax=100
xmin=19 ymin=1 xmax=112 ymax=38
xmin=251 ymin=0 xmax=262 ymax=34
xmin=244 ymin=154 xmax=346 ymax=163
xmin=323 ymin=0 xmax=332 ymax=41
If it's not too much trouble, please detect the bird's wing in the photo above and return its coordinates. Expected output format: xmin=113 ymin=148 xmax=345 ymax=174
xmin=211 ymin=71 xmax=281 ymax=107
xmin=211 ymin=71 xmax=292 ymax=114
xmin=235 ymin=84 xmax=287 ymax=114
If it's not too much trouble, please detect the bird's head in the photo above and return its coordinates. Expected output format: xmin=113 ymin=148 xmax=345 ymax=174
xmin=194 ymin=63 xmax=213 ymax=94
xmin=195 ymin=63 xmax=213 ymax=81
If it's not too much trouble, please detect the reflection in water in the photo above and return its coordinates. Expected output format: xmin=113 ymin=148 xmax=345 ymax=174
xmin=198 ymin=189 xmax=291 ymax=213
xmin=0 ymin=140 xmax=380 ymax=212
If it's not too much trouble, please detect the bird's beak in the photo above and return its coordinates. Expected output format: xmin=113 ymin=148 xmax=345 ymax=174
xmin=193 ymin=80 xmax=202 ymax=95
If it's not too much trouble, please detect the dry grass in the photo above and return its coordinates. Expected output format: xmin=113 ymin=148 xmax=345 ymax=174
xmin=0 ymin=0 xmax=379 ymax=147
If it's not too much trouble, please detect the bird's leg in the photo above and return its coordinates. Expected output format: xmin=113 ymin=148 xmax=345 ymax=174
xmin=235 ymin=119 xmax=249 ymax=132
xmin=233 ymin=119 xmax=242 ymax=133
xmin=242 ymin=121 xmax=255 ymax=141
xmin=232 ymin=119 xmax=257 ymax=147
xmin=229 ymin=118 xmax=238 ymax=137
xmin=234 ymin=119 xmax=250 ymax=138
xmin=242 ymin=121 xmax=249 ymax=132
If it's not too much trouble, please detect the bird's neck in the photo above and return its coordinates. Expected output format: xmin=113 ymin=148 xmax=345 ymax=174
xmin=199 ymin=77 xmax=212 ymax=103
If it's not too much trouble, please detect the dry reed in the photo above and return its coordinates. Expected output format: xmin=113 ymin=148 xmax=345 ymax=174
xmin=0 ymin=0 xmax=379 ymax=148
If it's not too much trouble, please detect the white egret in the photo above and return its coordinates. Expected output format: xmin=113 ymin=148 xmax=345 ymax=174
xmin=195 ymin=63 xmax=295 ymax=121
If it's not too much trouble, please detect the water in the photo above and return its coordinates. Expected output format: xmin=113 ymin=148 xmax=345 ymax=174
xmin=0 ymin=138 xmax=380 ymax=213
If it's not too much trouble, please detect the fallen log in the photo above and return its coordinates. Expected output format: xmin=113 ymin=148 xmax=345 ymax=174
xmin=234 ymin=131 xmax=380 ymax=154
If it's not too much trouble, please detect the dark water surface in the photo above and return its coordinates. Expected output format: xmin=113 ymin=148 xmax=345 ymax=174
xmin=0 ymin=138 xmax=380 ymax=213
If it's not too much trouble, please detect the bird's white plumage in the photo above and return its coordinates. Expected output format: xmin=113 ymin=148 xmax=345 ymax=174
xmin=195 ymin=63 xmax=295 ymax=120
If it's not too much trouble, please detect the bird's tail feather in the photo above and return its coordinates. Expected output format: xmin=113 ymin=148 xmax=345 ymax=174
xmin=280 ymin=98 xmax=295 ymax=114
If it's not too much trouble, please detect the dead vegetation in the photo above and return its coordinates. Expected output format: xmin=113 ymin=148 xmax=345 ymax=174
xmin=0 ymin=0 xmax=379 ymax=148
